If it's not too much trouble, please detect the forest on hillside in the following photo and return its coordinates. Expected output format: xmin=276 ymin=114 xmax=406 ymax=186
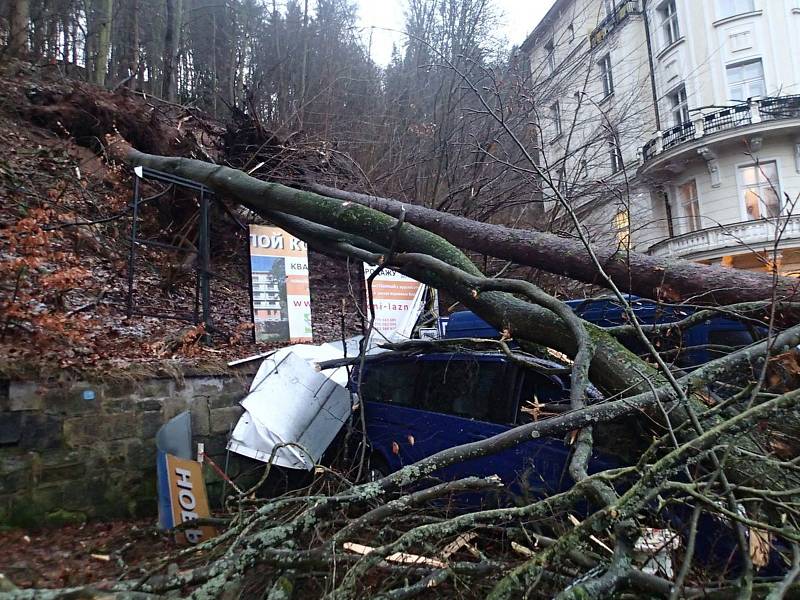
xmin=1 ymin=0 xmax=549 ymax=227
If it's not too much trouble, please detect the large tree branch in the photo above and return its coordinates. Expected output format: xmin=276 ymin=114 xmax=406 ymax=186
xmin=308 ymin=183 xmax=800 ymax=306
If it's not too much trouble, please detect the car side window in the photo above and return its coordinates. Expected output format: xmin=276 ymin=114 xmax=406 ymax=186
xmin=516 ymin=371 xmax=568 ymax=424
xmin=416 ymin=359 xmax=510 ymax=423
xmin=359 ymin=362 xmax=421 ymax=406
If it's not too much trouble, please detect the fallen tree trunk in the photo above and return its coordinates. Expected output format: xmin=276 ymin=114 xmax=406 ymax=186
xmin=108 ymin=137 xmax=800 ymax=470
xmin=308 ymin=183 xmax=800 ymax=306
xmin=106 ymin=136 xmax=800 ymax=398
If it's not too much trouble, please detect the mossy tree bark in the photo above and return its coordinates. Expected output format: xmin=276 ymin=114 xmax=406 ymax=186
xmin=309 ymin=183 xmax=800 ymax=307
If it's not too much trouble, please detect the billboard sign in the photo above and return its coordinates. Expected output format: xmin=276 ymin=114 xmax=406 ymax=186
xmin=157 ymin=453 xmax=216 ymax=545
xmin=249 ymin=225 xmax=312 ymax=342
xmin=363 ymin=265 xmax=425 ymax=344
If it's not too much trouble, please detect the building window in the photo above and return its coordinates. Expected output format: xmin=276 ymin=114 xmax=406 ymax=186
xmin=718 ymin=0 xmax=755 ymax=19
xmin=545 ymin=39 xmax=556 ymax=72
xmin=614 ymin=209 xmax=630 ymax=248
xmin=658 ymin=0 xmax=680 ymax=47
xmin=669 ymin=85 xmax=690 ymax=126
xmin=550 ymin=102 xmax=562 ymax=138
xmin=599 ymin=54 xmax=614 ymax=98
xmin=677 ymin=180 xmax=702 ymax=232
xmin=608 ymin=137 xmax=623 ymax=173
xmin=740 ymin=161 xmax=781 ymax=219
xmin=727 ymin=59 xmax=765 ymax=101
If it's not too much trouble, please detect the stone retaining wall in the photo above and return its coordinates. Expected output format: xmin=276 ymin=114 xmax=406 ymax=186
xmin=0 ymin=370 xmax=252 ymax=527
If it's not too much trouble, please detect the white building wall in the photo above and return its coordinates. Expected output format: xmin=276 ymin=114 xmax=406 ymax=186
xmin=649 ymin=0 xmax=800 ymax=125
xmin=525 ymin=0 xmax=800 ymax=267
xmin=526 ymin=0 xmax=661 ymax=251
xmin=668 ymin=135 xmax=800 ymax=229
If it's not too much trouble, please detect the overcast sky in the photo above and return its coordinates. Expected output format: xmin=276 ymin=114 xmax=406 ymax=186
xmin=357 ymin=0 xmax=556 ymax=66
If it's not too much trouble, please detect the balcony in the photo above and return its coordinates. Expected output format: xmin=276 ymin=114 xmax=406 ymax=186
xmin=641 ymin=95 xmax=800 ymax=163
xmin=590 ymin=1 xmax=641 ymax=48
xmin=648 ymin=215 xmax=800 ymax=259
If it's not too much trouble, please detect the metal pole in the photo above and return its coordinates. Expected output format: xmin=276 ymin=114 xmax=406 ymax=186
xmin=245 ymin=225 xmax=256 ymax=344
xmin=126 ymin=174 xmax=141 ymax=317
xmin=199 ymin=189 xmax=211 ymax=331
xmin=193 ymin=262 xmax=200 ymax=325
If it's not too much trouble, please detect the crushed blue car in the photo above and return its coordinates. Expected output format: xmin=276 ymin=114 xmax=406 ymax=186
xmin=346 ymin=295 xmax=783 ymax=572
xmin=354 ymin=295 xmax=765 ymax=491
xmin=353 ymin=350 xmax=616 ymax=503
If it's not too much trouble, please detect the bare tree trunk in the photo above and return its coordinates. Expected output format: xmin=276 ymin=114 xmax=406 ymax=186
xmin=92 ymin=0 xmax=113 ymax=86
xmin=298 ymin=0 xmax=309 ymax=128
xmin=162 ymin=0 xmax=180 ymax=101
xmin=61 ymin=11 xmax=70 ymax=66
xmin=8 ymin=0 xmax=30 ymax=57
xmin=129 ymin=0 xmax=140 ymax=89
xmin=70 ymin=11 xmax=77 ymax=66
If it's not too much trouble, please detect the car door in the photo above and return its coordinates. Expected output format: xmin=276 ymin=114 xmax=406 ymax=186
xmin=410 ymin=355 xmax=516 ymax=486
xmin=360 ymin=354 xmax=515 ymax=479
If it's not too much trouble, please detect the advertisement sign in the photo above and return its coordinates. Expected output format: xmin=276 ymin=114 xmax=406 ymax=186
xmin=363 ymin=265 xmax=425 ymax=343
xmin=249 ymin=225 xmax=312 ymax=342
xmin=156 ymin=452 xmax=216 ymax=545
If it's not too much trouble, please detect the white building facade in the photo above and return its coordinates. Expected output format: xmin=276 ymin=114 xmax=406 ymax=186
xmin=523 ymin=0 xmax=800 ymax=276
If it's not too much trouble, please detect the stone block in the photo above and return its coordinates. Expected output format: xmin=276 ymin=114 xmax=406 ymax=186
xmin=136 ymin=399 xmax=164 ymax=412
xmin=134 ymin=379 xmax=175 ymax=400
xmin=41 ymin=383 xmax=100 ymax=416
xmin=0 ymin=412 xmax=22 ymax=445
xmin=206 ymin=379 xmax=249 ymax=408
xmin=19 ymin=414 xmax=63 ymax=449
xmin=190 ymin=378 xmax=225 ymax=398
xmin=3 ymin=494 xmax=50 ymax=528
xmin=63 ymin=413 xmax=136 ymax=447
xmin=189 ymin=397 xmax=210 ymax=436
xmin=161 ymin=396 xmax=192 ymax=421
xmin=0 ymin=466 xmax=32 ymax=494
xmin=209 ymin=406 xmax=243 ymax=434
xmin=93 ymin=440 xmax=128 ymax=469
xmin=102 ymin=379 xmax=136 ymax=398
xmin=0 ymin=448 xmax=38 ymax=494
xmin=125 ymin=438 xmax=156 ymax=467
xmin=103 ymin=397 xmax=136 ymax=413
xmin=141 ymin=410 xmax=165 ymax=439
xmin=5 ymin=381 xmax=45 ymax=412
xmin=39 ymin=460 xmax=87 ymax=484
xmin=52 ymin=479 xmax=98 ymax=514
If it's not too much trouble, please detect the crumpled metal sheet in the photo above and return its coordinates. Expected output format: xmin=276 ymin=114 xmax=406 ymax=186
xmin=227 ymin=341 xmax=361 ymax=470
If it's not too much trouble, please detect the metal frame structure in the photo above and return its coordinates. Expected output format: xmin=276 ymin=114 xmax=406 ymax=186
xmin=126 ymin=166 xmax=256 ymax=338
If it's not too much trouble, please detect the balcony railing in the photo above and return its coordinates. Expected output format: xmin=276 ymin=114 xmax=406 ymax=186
xmin=590 ymin=1 xmax=641 ymax=48
xmin=648 ymin=215 xmax=800 ymax=258
xmin=641 ymin=95 xmax=800 ymax=163
xmin=759 ymin=95 xmax=800 ymax=120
